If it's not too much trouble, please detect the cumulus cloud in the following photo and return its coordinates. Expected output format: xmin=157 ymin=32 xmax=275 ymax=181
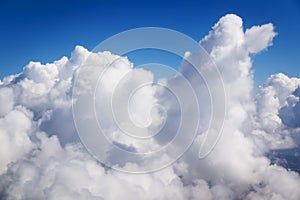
xmin=279 ymin=85 xmax=300 ymax=128
xmin=0 ymin=14 xmax=300 ymax=200
xmin=245 ymin=23 xmax=277 ymax=54
xmin=254 ymin=73 xmax=300 ymax=149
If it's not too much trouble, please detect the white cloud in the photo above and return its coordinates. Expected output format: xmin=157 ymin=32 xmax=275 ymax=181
xmin=254 ymin=73 xmax=300 ymax=149
xmin=0 ymin=87 xmax=14 ymax=117
xmin=245 ymin=23 xmax=277 ymax=54
xmin=0 ymin=107 xmax=34 ymax=174
xmin=0 ymin=14 xmax=300 ymax=200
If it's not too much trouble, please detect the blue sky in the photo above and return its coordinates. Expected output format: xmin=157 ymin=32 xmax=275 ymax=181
xmin=0 ymin=0 xmax=299 ymax=85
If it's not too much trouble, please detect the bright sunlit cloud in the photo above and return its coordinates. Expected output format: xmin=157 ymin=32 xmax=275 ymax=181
xmin=0 ymin=14 xmax=300 ymax=200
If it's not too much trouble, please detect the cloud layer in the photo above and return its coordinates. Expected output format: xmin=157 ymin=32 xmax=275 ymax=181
xmin=0 ymin=14 xmax=300 ymax=199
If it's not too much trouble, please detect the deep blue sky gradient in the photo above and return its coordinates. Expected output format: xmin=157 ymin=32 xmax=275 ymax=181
xmin=0 ymin=0 xmax=299 ymax=85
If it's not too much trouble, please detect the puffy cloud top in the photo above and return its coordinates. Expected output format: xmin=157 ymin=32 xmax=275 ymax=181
xmin=0 ymin=14 xmax=300 ymax=200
